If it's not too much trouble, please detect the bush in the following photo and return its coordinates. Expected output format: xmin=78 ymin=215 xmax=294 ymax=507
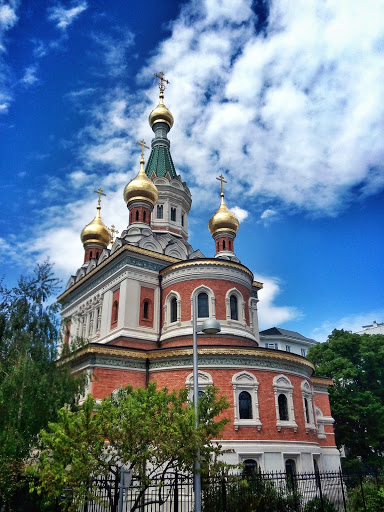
xmin=304 ymin=496 xmax=338 ymax=512
xmin=202 ymin=474 xmax=301 ymax=512
xmin=347 ymin=481 xmax=384 ymax=512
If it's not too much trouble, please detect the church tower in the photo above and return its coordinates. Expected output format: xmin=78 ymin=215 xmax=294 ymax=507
xmin=145 ymin=72 xmax=192 ymax=241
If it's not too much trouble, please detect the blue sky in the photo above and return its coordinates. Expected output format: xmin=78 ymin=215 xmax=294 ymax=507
xmin=1 ymin=0 xmax=383 ymax=341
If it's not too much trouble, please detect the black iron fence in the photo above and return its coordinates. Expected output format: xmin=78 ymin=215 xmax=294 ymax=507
xmin=64 ymin=469 xmax=384 ymax=512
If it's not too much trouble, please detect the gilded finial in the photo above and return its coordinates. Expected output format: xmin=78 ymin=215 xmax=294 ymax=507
xmin=154 ymin=71 xmax=170 ymax=99
xmin=109 ymin=224 xmax=119 ymax=245
xmin=216 ymin=174 xmax=228 ymax=196
xmin=94 ymin=187 xmax=106 ymax=211
xmin=136 ymin=139 xmax=150 ymax=164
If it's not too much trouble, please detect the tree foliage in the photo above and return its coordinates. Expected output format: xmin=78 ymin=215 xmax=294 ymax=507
xmin=307 ymin=329 xmax=384 ymax=467
xmin=30 ymin=383 xmax=229 ymax=511
xmin=0 ymin=262 xmax=86 ymax=507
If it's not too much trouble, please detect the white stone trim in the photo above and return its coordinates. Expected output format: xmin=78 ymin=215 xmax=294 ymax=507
xmin=232 ymin=371 xmax=262 ymax=431
xmin=301 ymin=380 xmax=316 ymax=433
xmin=190 ymin=285 xmax=216 ymax=320
xmin=163 ymin=290 xmax=181 ymax=330
xmin=273 ymin=374 xmax=298 ymax=432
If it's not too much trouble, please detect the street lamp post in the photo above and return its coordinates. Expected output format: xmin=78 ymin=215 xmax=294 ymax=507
xmin=192 ymin=294 xmax=221 ymax=512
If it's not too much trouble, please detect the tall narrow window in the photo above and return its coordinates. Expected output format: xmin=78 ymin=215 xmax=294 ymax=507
xmin=96 ymin=251 xmax=99 ymax=259
xmin=197 ymin=292 xmax=209 ymax=318
xmin=239 ymin=391 xmax=253 ymax=419
xmin=230 ymin=295 xmax=238 ymax=320
xmin=143 ymin=211 xmax=146 ymax=222
xmin=135 ymin=210 xmax=139 ymax=221
xmin=285 ymin=459 xmax=297 ymax=490
xmin=112 ymin=300 xmax=118 ymax=323
xmin=223 ymin=240 xmax=226 ymax=250
xmin=171 ymin=207 xmax=176 ymax=221
xmin=143 ymin=300 xmax=149 ymax=319
xmin=181 ymin=214 xmax=184 ymax=226
xmin=304 ymin=397 xmax=310 ymax=424
xmin=90 ymin=251 xmax=93 ymax=258
xmin=278 ymin=394 xmax=289 ymax=421
xmin=170 ymin=297 xmax=177 ymax=323
xmin=157 ymin=205 xmax=163 ymax=219
xmin=229 ymin=239 xmax=232 ymax=250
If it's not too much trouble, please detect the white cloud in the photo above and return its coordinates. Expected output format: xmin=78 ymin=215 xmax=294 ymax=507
xmin=311 ymin=309 xmax=384 ymax=343
xmin=253 ymin=273 xmax=301 ymax=329
xmin=230 ymin=206 xmax=248 ymax=223
xmin=21 ymin=65 xmax=39 ymax=86
xmin=0 ymin=4 xmax=18 ymax=35
xmin=48 ymin=1 xmax=87 ymax=30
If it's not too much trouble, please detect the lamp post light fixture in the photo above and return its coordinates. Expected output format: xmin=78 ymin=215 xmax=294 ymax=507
xmin=192 ymin=294 xmax=221 ymax=512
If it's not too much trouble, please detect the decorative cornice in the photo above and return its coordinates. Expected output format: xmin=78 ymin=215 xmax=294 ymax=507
xmin=59 ymin=344 xmax=314 ymax=375
xmin=58 ymin=245 xmax=180 ymax=304
xmin=160 ymin=259 xmax=254 ymax=279
xmin=312 ymin=376 xmax=334 ymax=386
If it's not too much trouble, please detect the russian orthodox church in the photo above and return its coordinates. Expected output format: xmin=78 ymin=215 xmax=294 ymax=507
xmin=59 ymin=74 xmax=340 ymax=474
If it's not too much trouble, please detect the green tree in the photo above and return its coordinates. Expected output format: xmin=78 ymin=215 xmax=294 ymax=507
xmin=0 ymin=262 xmax=86 ymax=509
xmin=307 ymin=329 xmax=384 ymax=468
xmin=31 ymin=383 xmax=229 ymax=511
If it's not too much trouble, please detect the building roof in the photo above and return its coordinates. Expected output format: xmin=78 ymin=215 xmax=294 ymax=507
xmin=259 ymin=327 xmax=317 ymax=344
xmin=145 ymin=145 xmax=177 ymax=179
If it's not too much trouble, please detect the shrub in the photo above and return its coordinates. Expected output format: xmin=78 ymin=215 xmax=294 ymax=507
xmin=304 ymin=496 xmax=338 ymax=512
xmin=347 ymin=481 xmax=384 ymax=512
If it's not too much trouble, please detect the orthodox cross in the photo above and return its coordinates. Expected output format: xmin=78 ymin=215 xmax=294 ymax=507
xmin=216 ymin=174 xmax=227 ymax=194
xmin=109 ymin=225 xmax=119 ymax=244
xmin=94 ymin=187 xmax=106 ymax=206
xmin=136 ymin=139 xmax=150 ymax=160
xmin=154 ymin=71 xmax=169 ymax=93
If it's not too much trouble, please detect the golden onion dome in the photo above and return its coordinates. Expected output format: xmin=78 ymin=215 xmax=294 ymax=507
xmin=80 ymin=206 xmax=110 ymax=248
xmin=123 ymin=157 xmax=159 ymax=208
xmin=208 ymin=192 xmax=239 ymax=238
xmin=148 ymin=92 xmax=174 ymax=129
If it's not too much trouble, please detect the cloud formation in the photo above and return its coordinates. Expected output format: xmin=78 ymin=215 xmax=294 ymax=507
xmin=48 ymin=1 xmax=88 ymax=30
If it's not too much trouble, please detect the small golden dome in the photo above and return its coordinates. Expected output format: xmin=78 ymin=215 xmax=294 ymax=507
xmin=208 ymin=193 xmax=239 ymax=238
xmin=80 ymin=206 xmax=110 ymax=248
xmin=123 ymin=158 xmax=159 ymax=208
xmin=149 ymin=93 xmax=174 ymax=129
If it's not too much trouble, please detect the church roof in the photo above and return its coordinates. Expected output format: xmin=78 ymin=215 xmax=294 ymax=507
xmin=260 ymin=327 xmax=317 ymax=343
xmin=145 ymin=145 xmax=177 ymax=179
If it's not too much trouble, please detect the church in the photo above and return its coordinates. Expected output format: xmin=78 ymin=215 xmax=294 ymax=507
xmin=58 ymin=74 xmax=340 ymax=474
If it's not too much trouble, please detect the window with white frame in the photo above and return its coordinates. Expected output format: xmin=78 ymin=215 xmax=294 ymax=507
xmin=315 ymin=407 xmax=326 ymax=439
xmin=286 ymin=345 xmax=291 ymax=352
xmin=164 ymin=291 xmax=181 ymax=328
xmin=301 ymin=380 xmax=316 ymax=431
xmin=273 ymin=375 xmax=298 ymax=432
xmin=185 ymin=371 xmax=213 ymax=402
xmin=232 ymin=371 xmax=262 ymax=431
xmin=225 ymin=288 xmax=245 ymax=325
xmin=191 ymin=286 xmax=216 ymax=320
xmin=301 ymin=348 xmax=306 ymax=357
xmin=265 ymin=343 xmax=278 ymax=350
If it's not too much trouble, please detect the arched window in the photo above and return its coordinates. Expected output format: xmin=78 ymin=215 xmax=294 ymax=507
xmin=243 ymin=459 xmax=258 ymax=477
xmin=230 ymin=295 xmax=238 ymax=320
xmin=229 ymin=239 xmax=232 ymax=250
xmin=157 ymin=205 xmax=163 ymax=219
xmin=285 ymin=459 xmax=297 ymax=490
xmin=171 ymin=207 xmax=176 ymax=221
xmin=170 ymin=297 xmax=177 ymax=323
xmin=278 ymin=393 xmax=289 ymax=421
xmin=239 ymin=391 xmax=252 ymax=419
xmin=135 ymin=210 xmax=139 ymax=221
xmin=217 ymin=242 xmax=219 ymax=251
xmin=198 ymin=292 xmax=209 ymax=318
xmin=181 ymin=214 xmax=184 ymax=226
xmin=143 ymin=211 xmax=146 ymax=222
xmin=143 ymin=300 xmax=149 ymax=319
xmin=223 ymin=240 xmax=226 ymax=250
xmin=90 ymin=251 xmax=93 ymax=258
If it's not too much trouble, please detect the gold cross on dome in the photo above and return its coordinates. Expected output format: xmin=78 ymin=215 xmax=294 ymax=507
xmin=109 ymin=225 xmax=119 ymax=244
xmin=136 ymin=139 xmax=150 ymax=159
xmin=94 ymin=187 xmax=106 ymax=206
xmin=216 ymin=174 xmax=227 ymax=194
xmin=154 ymin=71 xmax=170 ymax=93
